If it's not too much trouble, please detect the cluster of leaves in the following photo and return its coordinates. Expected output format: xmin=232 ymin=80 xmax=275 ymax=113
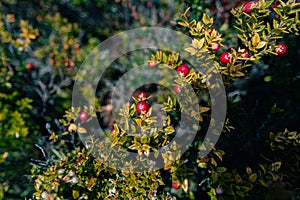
xmin=0 ymin=4 xmax=87 ymax=120
xmin=206 ymin=129 xmax=300 ymax=200
xmin=0 ymin=0 xmax=199 ymax=199
xmin=178 ymin=0 xmax=300 ymax=83
xmin=32 ymin=147 xmax=169 ymax=200
xmin=0 ymin=1 xmax=90 ymax=198
xmin=31 ymin=106 xmax=179 ymax=200
xmin=232 ymin=0 xmax=299 ymax=56
xmin=172 ymin=1 xmax=299 ymax=199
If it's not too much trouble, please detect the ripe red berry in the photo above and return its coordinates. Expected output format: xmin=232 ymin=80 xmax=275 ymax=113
xmin=26 ymin=63 xmax=35 ymax=70
xmin=173 ymin=86 xmax=181 ymax=93
xmin=220 ymin=52 xmax=232 ymax=64
xmin=136 ymin=101 xmax=149 ymax=114
xmin=111 ymin=128 xmax=116 ymax=134
xmin=148 ymin=61 xmax=156 ymax=69
xmin=210 ymin=43 xmax=220 ymax=51
xmin=274 ymin=44 xmax=287 ymax=55
xmin=243 ymin=2 xmax=256 ymax=14
xmin=137 ymin=91 xmax=147 ymax=100
xmin=172 ymin=181 xmax=180 ymax=190
xmin=240 ymin=49 xmax=249 ymax=58
xmin=176 ymin=64 xmax=190 ymax=77
xmin=79 ymin=111 xmax=89 ymax=121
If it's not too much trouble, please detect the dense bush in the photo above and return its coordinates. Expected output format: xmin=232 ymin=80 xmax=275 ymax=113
xmin=0 ymin=0 xmax=299 ymax=199
xmin=0 ymin=0 xmax=183 ymax=199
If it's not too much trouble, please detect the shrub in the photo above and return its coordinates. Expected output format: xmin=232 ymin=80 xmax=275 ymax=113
xmin=1 ymin=0 xmax=300 ymax=199
xmin=30 ymin=1 xmax=300 ymax=199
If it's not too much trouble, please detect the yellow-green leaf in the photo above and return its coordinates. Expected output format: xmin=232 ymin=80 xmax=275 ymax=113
xmin=200 ymin=107 xmax=210 ymax=113
xmin=271 ymin=161 xmax=281 ymax=172
xmin=68 ymin=123 xmax=77 ymax=132
xmin=185 ymin=47 xmax=197 ymax=55
xmin=182 ymin=179 xmax=189 ymax=193
xmin=177 ymin=21 xmax=189 ymax=27
xmin=249 ymin=173 xmax=257 ymax=182
xmin=78 ymin=127 xmax=87 ymax=134
xmin=202 ymin=14 xmax=210 ymax=25
xmin=72 ymin=190 xmax=79 ymax=199
xmin=256 ymin=41 xmax=267 ymax=49
xmin=252 ymin=33 xmax=260 ymax=46
xmin=259 ymin=179 xmax=269 ymax=187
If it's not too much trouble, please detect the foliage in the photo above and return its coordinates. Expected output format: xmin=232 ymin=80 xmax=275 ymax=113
xmin=0 ymin=0 xmax=299 ymax=199
xmin=0 ymin=35 xmax=35 ymax=198
xmin=32 ymin=148 xmax=166 ymax=200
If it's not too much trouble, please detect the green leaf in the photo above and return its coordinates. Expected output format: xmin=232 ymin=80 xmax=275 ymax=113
xmin=267 ymin=22 xmax=271 ymax=34
xmin=119 ymin=137 xmax=127 ymax=145
xmin=234 ymin=26 xmax=245 ymax=33
xmin=72 ymin=190 xmax=79 ymax=199
xmin=140 ymin=135 xmax=149 ymax=144
xmin=283 ymin=5 xmax=291 ymax=13
xmin=264 ymin=76 xmax=272 ymax=82
xmin=259 ymin=179 xmax=269 ymax=187
xmin=217 ymin=167 xmax=227 ymax=173
xmin=274 ymin=8 xmax=282 ymax=16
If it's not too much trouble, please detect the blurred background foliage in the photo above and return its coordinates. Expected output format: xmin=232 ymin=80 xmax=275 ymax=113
xmin=0 ymin=0 xmax=299 ymax=199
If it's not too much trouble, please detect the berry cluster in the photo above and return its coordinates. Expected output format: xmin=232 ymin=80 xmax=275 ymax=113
xmin=210 ymin=1 xmax=288 ymax=66
xmin=135 ymin=91 xmax=149 ymax=114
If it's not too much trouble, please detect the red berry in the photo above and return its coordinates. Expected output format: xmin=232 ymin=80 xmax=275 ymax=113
xmin=173 ymin=86 xmax=181 ymax=93
xmin=243 ymin=2 xmax=256 ymax=14
xmin=220 ymin=52 xmax=232 ymax=64
xmin=148 ymin=61 xmax=156 ymax=69
xmin=79 ymin=111 xmax=89 ymax=121
xmin=172 ymin=181 xmax=180 ymax=190
xmin=274 ymin=44 xmax=287 ymax=55
xmin=240 ymin=49 xmax=249 ymax=58
xmin=176 ymin=64 xmax=190 ymax=77
xmin=136 ymin=101 xmax=149 ymax=114
xmin=137 ymin=91 xmax=147 ymax=100
xmin=26 ymin=63 xmax=35 ymax=70
xmin=272 ymin=2 xmax=278 ymax=9
xmin=210 ymin=43 xmax=219 ymax=51
xmin=77 ymin=157 xmax=87 ymax=164
xmin=111 ymin=128 xmax=116 ymax=134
